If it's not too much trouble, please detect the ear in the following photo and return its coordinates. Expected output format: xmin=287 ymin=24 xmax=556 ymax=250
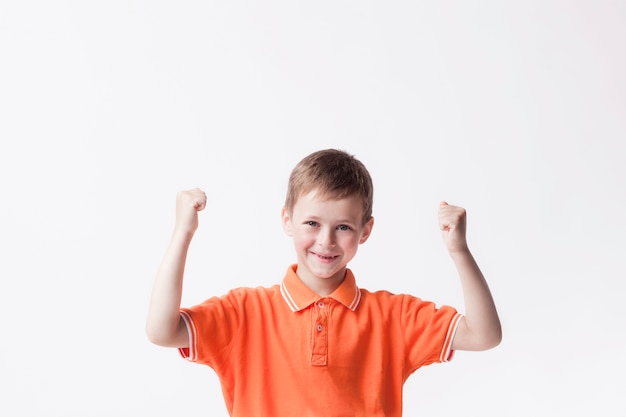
xmin=281 ymin=207 xmax=293 ymax=236
xmin=359 ymin=216 xmax=374 ymax=244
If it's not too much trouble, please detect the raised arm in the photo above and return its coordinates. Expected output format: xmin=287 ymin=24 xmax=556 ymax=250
xmin=145 ymin=188 xmax=207 ymax=348
xmin=438 ymin=201 xmax=502 ymax=351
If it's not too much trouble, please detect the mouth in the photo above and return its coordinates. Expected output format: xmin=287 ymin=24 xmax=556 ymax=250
xmin=312 ymin=252 xmax=339 ymax=262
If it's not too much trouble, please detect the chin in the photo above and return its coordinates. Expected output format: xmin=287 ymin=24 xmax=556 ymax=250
xmin=312 ymin=263 xmax=346 ymax=279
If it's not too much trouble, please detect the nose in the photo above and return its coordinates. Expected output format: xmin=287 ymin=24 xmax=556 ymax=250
xmin=317 ymin=227 xmax=336 ymax=248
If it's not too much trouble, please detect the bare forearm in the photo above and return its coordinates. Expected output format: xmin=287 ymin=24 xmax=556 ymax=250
xmin=437 ymin=202 xmax=501 ymax=351
xmin=450 ymin=248 xmax=502 ymax=350
xmin=146 ymin=189 xmax=207 ymax=347
xmin=145 ymin=230 xmax=192 ymax=346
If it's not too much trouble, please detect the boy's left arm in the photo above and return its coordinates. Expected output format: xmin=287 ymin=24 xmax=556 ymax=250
xmin=439 ymin=201 xmax=502 ymax=351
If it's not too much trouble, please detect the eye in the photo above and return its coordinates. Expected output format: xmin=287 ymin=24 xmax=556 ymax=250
xmin=306 ymin=221 xmax=319 ymax=227
xmin=337 ymin=224 xmax=351 ymax=231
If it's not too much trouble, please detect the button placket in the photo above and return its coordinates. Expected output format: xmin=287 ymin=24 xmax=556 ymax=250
xmin=310 ymin=299 xmax=329 ymax=366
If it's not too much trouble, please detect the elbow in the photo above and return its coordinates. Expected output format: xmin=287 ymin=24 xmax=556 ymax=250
xmin=480 ymin=324 xmax=503 ymax=350
xmin=145 ymin=321 xmax=171 ymax=347
xmin=483 ymin=331 xmax=502 ymax=350
xmin=456 ymin=319 xmax=502 ymax=351
xmin=145 ymin=322 xmax=162 ymax=345
xmin=145 ymin=317 xmax=188 ymax=348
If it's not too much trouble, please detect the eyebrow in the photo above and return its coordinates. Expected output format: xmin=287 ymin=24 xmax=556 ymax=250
xmin=303 ymin=215 xmax=358 ymax=224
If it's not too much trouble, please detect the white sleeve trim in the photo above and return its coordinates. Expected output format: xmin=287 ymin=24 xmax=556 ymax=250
xmin=440 ymin=313 xmax=463 ymax=363
xmin=177 ymin=310 xmax=197 ymax=362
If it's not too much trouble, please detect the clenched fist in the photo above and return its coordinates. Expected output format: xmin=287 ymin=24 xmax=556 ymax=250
xmin=175 ymin=188 xmax=207 ymax=235
xmin=438 ymin=201 xmax=469 ymax=253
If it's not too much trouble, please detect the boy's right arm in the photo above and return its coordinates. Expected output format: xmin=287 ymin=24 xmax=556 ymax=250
xmin=145 ymin=188 xmax=207 ymax=348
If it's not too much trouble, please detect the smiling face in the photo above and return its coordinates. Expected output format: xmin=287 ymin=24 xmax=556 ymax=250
xmin=282 ymin=190 xmax=374 ymax=296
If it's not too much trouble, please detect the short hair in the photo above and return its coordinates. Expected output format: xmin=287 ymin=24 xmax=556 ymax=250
xmin=284 ymin=149 xmax=374 ymax=225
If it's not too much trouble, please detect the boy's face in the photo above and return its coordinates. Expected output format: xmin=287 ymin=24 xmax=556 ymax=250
xmin=281 ymin=190 xmax=374 ymax=295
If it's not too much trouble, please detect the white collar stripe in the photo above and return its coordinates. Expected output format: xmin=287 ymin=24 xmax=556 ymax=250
xmin=280 ymin=281 xmax=299 ymax=312
xmin=348 ymin=287 xmax=361 ymax=311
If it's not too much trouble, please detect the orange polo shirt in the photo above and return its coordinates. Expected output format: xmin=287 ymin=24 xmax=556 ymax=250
xmin=179 ymin=265 xmax=462 ymax=417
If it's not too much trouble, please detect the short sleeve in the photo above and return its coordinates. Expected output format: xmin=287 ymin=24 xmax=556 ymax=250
xmin=177 ymin=292 xmax=243 ymax=368
xmin=400 ymin=295 xmax=463 ymax=371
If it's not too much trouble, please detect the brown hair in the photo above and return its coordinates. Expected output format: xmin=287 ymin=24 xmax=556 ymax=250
xmin=284 ymin=149 xmax=374 ymax=225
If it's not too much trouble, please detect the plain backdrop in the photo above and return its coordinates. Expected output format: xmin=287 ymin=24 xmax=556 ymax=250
xmin=1 ymin=1 xmax=625 ymax=416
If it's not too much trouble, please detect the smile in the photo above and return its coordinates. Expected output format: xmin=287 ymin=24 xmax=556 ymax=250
xmin=312 ymin=252 xmax=339 ymax=261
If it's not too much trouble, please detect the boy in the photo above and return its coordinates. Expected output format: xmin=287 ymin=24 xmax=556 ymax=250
xmin=146 ymin=149 xmax=501 ymax=416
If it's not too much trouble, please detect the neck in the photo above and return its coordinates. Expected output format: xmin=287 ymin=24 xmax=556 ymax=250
xmin=296 ymin=266 xmax=346 ymax=297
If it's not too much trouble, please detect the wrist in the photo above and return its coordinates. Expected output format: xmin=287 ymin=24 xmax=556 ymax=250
xmin=171 ymin=227 xmax=196 ymax=244
xmin=447 ymin=245 xmax=471 ymax=259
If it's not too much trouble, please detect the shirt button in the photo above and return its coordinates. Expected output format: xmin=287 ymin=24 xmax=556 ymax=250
xmin=316 ymin=324 xmax=323 ymax=332
xmin=317 ymin=301 xmax=325 ymax=308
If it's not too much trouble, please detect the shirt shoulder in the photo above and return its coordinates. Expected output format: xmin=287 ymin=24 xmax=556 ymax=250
xmin=358 ymin=288 xmax=435 ymax=310
xmin=195 ymin=284 xmax=282 ymax=310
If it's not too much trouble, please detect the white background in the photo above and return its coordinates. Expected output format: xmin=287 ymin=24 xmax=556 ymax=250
xmin=1 ymin=1 xmax=625 ymax=416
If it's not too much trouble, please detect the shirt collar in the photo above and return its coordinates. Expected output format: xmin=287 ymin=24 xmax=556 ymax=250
xmin=280 ymin=264 xmax=362 ymax=312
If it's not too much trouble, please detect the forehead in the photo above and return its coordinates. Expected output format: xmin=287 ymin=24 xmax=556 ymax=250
xmin=292 ymin=190 xmax=364 ymax=220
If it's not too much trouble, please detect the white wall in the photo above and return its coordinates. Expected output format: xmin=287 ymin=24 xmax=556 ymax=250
xmin=1 ymin=1 xmax=624 ymax=416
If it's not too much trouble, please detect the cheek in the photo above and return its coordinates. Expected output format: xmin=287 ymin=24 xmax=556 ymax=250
xmin=293 ymin=229 xmax=315 ymax=247
xmin=339 ymin=234 xmax=361 ymax=251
